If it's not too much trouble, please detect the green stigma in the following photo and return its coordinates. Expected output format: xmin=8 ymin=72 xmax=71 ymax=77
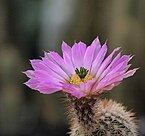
xmin=75 ymin=67 xmax=89 ymax=79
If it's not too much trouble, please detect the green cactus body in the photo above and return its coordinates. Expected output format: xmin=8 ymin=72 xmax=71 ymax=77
xmin=66 ymin=94 xmax=138 ymax=136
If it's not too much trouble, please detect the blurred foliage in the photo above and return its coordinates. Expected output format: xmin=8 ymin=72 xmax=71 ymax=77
xmin=0 ymin=0 xmax=145 ymax=135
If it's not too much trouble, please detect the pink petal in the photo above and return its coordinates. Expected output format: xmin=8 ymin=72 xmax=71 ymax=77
xmin=61 ymin=82 xmax=86 ymax=98
xmin=71 ymin=91 xmax=86 ymax=99
xmin=23 ymin=70 xmax=35 ymax=78
xmin=35 ymin=82 xmax=61 ymax=94
xmin=61 ymin=82 xmax=85 ymax=98
xmin=48 ymin=51 xmax=72 ymax=77
xmin=100 ymin=71 xmax=125 ymax=84
xmin=105 ymin=58 xmax=132 ymax=77
xmin=79 ymin=77 xmax=97 ymax=93
xmin=90 ymin=43 xmax=108 ymax=76
xmin=24 ymin=78 xmax=39 ymax=90
xmin=95 ymin=68 xmax=138 ymax=92
xmin=95 ymin=73 xmax=123 ymax=91
xmin=96 ymin=47 xmax=120 ymax=79
xmin=111 ymin=55 xmax=131 ymax=68
xmin=34 ymin=70 xmax=62 ymax=83
xmin=101 ymin=82 xmax=121 ymax=91
xmin=98 ymin=52 xmax=121 ymax=80
xmin=62 ymin=42 xmax=75 ymax=74
xmin=61 ymin=82 xmax=79 ymax=93
xmin=25 ymin=78 xmax=61 ymax=94
xmin=83 ymin=37 xmax=101 ymax=71
xmin=72 ymin=42 xmax=86 ymax=68
xmin=30 ymin=60 xmax=48 ymax=71
xmin=123 ymin=68 xmax=139 ymax=78
xmin=42 ymin=57 xmax=69 ymax=80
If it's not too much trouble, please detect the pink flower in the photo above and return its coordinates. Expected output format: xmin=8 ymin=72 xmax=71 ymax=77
xmin=24 ymin=37 xmax=138 ymax=98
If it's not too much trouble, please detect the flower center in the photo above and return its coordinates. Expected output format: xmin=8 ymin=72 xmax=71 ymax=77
xmin=70 ymin=67 xmax=93 ymax=86
xmin=75 ymin=67 xmax=89 ymax=79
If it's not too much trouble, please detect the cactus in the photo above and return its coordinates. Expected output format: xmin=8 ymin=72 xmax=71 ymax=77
xmin=23 ymin=37 xmax=138 ymax=135
xmin=66 ymin=94 xmax=138 ymax=136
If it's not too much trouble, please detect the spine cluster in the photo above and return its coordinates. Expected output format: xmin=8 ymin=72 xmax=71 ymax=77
xmin=65 ymin=94 xmax=138 ymax=136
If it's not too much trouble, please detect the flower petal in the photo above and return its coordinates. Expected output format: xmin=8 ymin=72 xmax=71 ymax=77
xmin=61 ymin=82 xmax=85 ymax=98
xmin=48 ymin=51 xmax=72 ymax=77
xmin=35 ymin=81 xmax=61 ymax=94
xmin=98 ymin=52 xmax=121 ymax=80
xmin=95 ymin=72 xmax=124 ymax=91
xmin=42 ymin=57 xmax=69 ymax=80
xmin=25 ymin=78 xmax=61 ymax=94
xmin=83 ymin=37 xmax=101 ymax=71
xmin=90 ymin=43 xmax=108 ymax=76
xmin=24 ymin=78 xmax=40 ymax=90
xmin=62 ymin=42 xmax=75 ymax=74
xmin=79 ymin=77 xmax=97 ymax=94
xmin=23 ymin=70 xmax=35 ymax=78
xmin=96 ymin=47 xmax=120 ymax=79
xmin=72 ymin=42 xmax=86 ymax=68
xmin=101 ymin=82 xmax=121 ymax=92
xmin=30 ymin=60 xmax=48 ymax=71
xmin=123 ymin=68 xmax=139 ymax=78
xmin=34 ymin=70 xmax=62 ymax=83
xmin=111 ymin=55 xmax=132 ymax=68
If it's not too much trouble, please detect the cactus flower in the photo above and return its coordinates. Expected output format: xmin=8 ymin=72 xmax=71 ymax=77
xmin=24 ymin=37 xmax=138 ymax=98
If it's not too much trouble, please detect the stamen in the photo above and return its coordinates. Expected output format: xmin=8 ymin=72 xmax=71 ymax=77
xmin=75 ymin=67 xmax=89 ymax=79
xmin=70 ymin=67 xmax=93 ymax=86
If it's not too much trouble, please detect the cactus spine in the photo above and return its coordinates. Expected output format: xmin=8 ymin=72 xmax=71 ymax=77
xmin=65 ymin=94 xmax=138 ymax=136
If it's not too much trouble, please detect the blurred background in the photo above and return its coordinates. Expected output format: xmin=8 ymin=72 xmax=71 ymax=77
xmin=0 ymin=0 xmax=145 ymax=135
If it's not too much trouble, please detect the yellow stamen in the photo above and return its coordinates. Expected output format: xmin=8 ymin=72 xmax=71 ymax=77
xmin=82 ymin=75 xmax=93 ymax=82
xmin=70 ymin=74 xmax=93 ymax=86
